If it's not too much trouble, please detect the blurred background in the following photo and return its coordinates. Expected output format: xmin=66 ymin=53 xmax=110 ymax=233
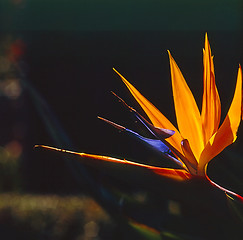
xmin=0 ymin=0 xmax=242 ymax=239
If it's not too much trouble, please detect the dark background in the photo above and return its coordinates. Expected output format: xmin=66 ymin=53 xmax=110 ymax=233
xmin=0 ymin=1 xmax=243 ymax=239
xmin=0 ymin=0 xmax=242 ymax=199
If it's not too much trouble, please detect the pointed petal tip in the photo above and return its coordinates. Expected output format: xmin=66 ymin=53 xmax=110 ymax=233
xmin=34 ymin=144 xmax=41 ymax=149
xmin=34 ymin=145 xmax=61 ymax=152
xmin=34 ymin=144 xmax=54 ymax=150
xmin=113 ymin=68 xmax=127 ymax=83
xmin=113 ymin=67 xmax=120 ymax=75
xmin=167 ymin=50 xmax=175 ymax=62
xmin=113 ymin=68 xmax=123 ymax=78
xmin=97 ymin=116 xmax=126 ymax=131
xmin=35 ymin=145 xmax=52 ymax=150
xmin=204 ymin=32 xmax=210 ymax=49
xmin=205 ymin=33 xmax=210 ymax=45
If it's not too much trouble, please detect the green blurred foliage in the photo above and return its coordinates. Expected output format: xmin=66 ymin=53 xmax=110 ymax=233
xmin=0 ymin=193 xmax=114 ymax=239
xmin=0 ymin=146 xmax=21 ymax=192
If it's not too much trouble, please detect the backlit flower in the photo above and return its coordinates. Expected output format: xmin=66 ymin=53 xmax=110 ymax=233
xmin=111 ymin=34 xmax=242 ymax=177
xmin=37 ymin=34 xmax=242 ymax=199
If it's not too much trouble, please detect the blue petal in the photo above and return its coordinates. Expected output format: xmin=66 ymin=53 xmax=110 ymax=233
xmin=126 ymin=129 xmax=170 ymax=153
xmin=98 ymin=116 xmax=184 ymax=168
xmin=125 ymin=129 xmax=183 ymax=167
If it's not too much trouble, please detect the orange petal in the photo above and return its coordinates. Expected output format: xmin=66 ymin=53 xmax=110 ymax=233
xmin=199 ymin=65 xmax=242 ymax=172
xmin=113 ymin=68 xmax=183 ymax=156
xmin=168 ymin=51 xmax=204 ymax=160
xmin=35 ymin=145 xmax=191 ymax=181
xmin=181 ymin=139 xmax=198 ymax=175
xmin=80 ymin=153 xmax=191 ymax=181
xmin=201 ymin=33 xmax=221 ymax=144
xmin=151 ymin=168 xmax=192 ymax=181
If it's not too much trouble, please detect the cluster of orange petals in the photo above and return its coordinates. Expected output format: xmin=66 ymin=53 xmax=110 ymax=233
xmin=114 ymin=33 xmax=242 ymax=177
xmin=37 ymin=34 xmax=242 ymax=184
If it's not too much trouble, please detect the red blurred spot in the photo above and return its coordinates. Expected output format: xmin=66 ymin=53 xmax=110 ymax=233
xmin=8 ymin=39 xmax=26 ymax=63
xmin=5 ymin=140 xmax=22 ymax=158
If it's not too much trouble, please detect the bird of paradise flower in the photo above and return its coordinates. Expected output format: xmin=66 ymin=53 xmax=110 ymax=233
xmin=36 ymin=33 xmax=242 ymax=201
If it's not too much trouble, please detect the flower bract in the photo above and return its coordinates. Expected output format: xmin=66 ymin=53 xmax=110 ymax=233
xmin=37 ymin=33 xmax=242 ymax=200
